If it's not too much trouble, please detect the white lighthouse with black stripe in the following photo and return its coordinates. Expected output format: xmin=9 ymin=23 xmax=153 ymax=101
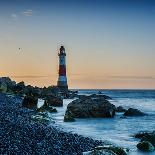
xmin=57 ymin=46 xmax=68 ymax=90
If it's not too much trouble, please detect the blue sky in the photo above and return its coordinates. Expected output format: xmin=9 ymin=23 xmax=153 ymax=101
xmin=0 ymin=0 xmax=155 ymax=88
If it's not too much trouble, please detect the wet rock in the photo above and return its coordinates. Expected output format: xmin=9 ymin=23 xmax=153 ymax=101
xmin=66 ymin=90 xmax=78 ymax=99
xmin=37 ymin=104 xmax=57 ymax=113
xmin=141 ymin=132 xmax=155 ymax=147
xmin=0 ymin=82 xmax=7 ymax=93
xmin=64 ymin=111 xmax=75 ymax=122
xmin=0 ymin=77 xmax=16 ymax=89
xmin=124 ymin=108 xmax=146 ymax=116
xmin=45 ymin=96 xmax=63 ymax=107
xmin=22 ymin=95 xmax=38 ymax=110
xmin=64 ymin=97 xmax=116 ymax=120
xmin=31 ymin=113 xmax=51 ymax=124
xmin=134 ymin=131 xmax=151 ymax=139
xmin=95 ymin=146 xmax=128 ymax=155
xmin=116 ymin=106 xmax=127 ymax=112
xmin=13 ymin=81 xmax=25 ymax=95
xmin=137 ymin=141 xmax=154 ymax=152
xmin=83 ymin=145 xmax=128 ymax=155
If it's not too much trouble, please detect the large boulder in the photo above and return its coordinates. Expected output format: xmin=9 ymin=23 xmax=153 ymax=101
xmin=137 ymin=141 xmax=154 ymax=152
xmin=22 ymin=95 xmax=38 ymax=109
xmin=64 ymin=97 xmax=116 ymax=121
xmin=124 ymin=108 xmax=146 ymax=116
xmin=45 ymin=96 xmax=63 ymax=107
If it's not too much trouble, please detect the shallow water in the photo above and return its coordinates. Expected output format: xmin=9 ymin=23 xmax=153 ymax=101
xmin=49 ymin=90 xmax=155 ymax=155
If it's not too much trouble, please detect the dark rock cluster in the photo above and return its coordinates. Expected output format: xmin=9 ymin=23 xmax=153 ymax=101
xmin=0 ymin=77 xmax=77 ymax=99
xmin=134 ymin=131 xmax=155 ymax=152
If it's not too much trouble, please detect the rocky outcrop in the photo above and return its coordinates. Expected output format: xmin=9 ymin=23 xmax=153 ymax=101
xmin=0 ymin=77 xmax=78 ymax=100
xmin=124 ymin=108 xmax=146 ymax=116
xmin=64 ymin=97 xmax=116 ymax=121
xmin=22 ymin=94 xmax=38 ymax=110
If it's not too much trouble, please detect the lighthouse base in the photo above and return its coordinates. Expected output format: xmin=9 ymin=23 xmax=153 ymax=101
xmin=57 ymin=81 xmax=68 ymax=91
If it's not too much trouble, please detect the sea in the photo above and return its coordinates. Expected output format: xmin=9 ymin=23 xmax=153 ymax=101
xmin=49 ymin=89 xmax=155 ymax=155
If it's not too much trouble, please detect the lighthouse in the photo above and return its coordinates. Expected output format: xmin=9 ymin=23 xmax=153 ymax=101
xmin=57 ymin=46 xmax=68 ymax=90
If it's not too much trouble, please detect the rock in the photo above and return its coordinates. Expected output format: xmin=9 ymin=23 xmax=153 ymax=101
xmin=45 ymin=96 xmax=63 ymax=107
xmin=83 ymin=145 xmax=128 ymax=155
xmin=13 ymin=81 xmax=25 ymax=95
xmin=137 ymin=141 xmax=154 ymax=152
xmin=0 ymin=77 xmax=16 ymax=93
xmin=66 ymin=90 xmax=78 ymax=99
xmin=41 ymin=86 xmax=60 ymax=98
xmin=124 ymin=108 xmax=146 ymax=116
xmin=106 ymin=147 xmax=128 ymax=155
xmin=64 ymin=111 xmax=75 ymax=122
xmin=22 ymin=95 xmax=38 ymax=110
xmin=95 ymin=146 xmax=128 ymax=155
xmin=0 ymin=82 xmax=7 ymax=93
xmin=31 ymin=113 xmax=51 ymax=124
xmin=141 ymin=132 xmax=155 ymax=147
xmin=116 ymin=106 xmax=127 ymax=112
xmin=134 ymin=131 xmax=151 ymax=139
xmin=37 ymin=104 xmax=57 ymax=113
xmin=25 ymin=85 xmax=42 ymax=97
xmin=64 ymin=97 xmax=116 ymax=120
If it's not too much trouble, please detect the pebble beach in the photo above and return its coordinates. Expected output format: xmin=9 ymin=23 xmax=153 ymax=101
xmin=0 ymin=93 xmax=104 ymax=155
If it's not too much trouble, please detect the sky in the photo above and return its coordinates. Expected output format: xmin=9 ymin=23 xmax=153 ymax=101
xmin=0 ymin=0 xmax=155 ymax=89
